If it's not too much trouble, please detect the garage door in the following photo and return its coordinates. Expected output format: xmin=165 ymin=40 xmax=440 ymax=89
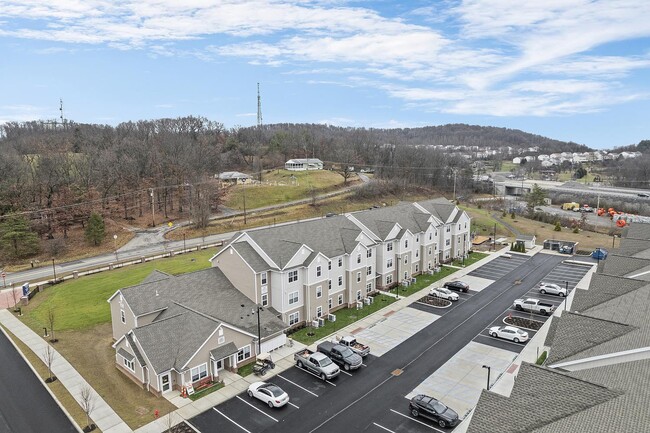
xmin=261 ymin=334 xmax=286 ymax=353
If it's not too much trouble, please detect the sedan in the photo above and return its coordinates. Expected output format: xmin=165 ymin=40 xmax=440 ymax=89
xmin=538 ymin=283 xmax=566 ymax=297
xmin=247 ymin=382 xmax=289 ymax=408
xmin=409 ymin=394 xmax=460 ymax=428
xmin=429 ymin=287 xmax=459 ymax=301
xmin=489 ymin=326 xmax=529 ymax=343
xmin=443 ymin=280 xmax=469 ymax=293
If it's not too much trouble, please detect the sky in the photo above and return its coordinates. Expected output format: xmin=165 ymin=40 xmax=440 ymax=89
xmin=1 ymin=1 xmax=650 ymax=150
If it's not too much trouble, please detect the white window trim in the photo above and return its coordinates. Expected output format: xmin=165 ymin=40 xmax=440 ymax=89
xmin=237 ymin=346 xmax=251 ymax=362
xmin=120 ymin=309 xmax=126 ymax=324
xmin=190 ymin=363 xmax=208 ymax=382
xmin=316 ymin=286 xmax=322 ymax=298
xmin=122 ymin=355 xmax=135 ymax=372
xmin=289 ymin=311 xmax=300 ymax=325
xmin=288 ymin=291 xmax=299 ymax=305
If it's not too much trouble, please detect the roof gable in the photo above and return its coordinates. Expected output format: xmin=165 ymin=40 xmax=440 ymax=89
xmin=572 ymin=274 xmax=647 ymax=312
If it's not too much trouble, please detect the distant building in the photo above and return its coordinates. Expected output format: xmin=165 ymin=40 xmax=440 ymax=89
xmin=285 ymin=158 xmax=323 ymax=171
xmin=218 ymin=171 xmax=250 ymax=184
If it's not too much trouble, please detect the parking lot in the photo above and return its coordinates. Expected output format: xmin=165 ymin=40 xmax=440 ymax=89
xmin=467 ymin=254 xmax=530 ymax=281
xmin=368 ymin=406 xmax=460 ymax=433
xmin=474 ymin=261 xmax=593 ymax=352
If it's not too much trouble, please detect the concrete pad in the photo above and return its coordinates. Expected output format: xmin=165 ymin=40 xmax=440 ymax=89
xmin=190 ymin=396 xmax=215 ymax=412
xmin=458 ymin=275 xmax=494 ymax=292
xmin=228 ymin=379 xmax=250 ymax=393
xmin=104 ymin=423 xmax=136 ymax=433
xmin=176 ymin=402 xmax=201 ymax=420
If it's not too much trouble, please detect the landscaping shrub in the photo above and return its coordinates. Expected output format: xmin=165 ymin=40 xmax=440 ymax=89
xmin=536 ymin=351 xmax=548 ymax=365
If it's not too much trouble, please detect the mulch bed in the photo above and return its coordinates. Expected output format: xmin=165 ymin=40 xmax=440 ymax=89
xmin=505 ymin=316 xmax=544 ymax=331
xmin=417 ymin=296 xmax=452 ymax=308
xmin=172 ymin=422 xmax=200 ymax=433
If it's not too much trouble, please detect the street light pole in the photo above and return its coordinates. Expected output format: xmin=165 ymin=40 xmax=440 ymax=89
xmin=149 ymin=188 xmax=155 ymax=227
xmin=51 ymin=258 xmax=57 ymax=282
xmin=255 ymin=306 xmax=262 ymax=355
xmin=564 ymin=281 xmax=569 ymax=311
xmin=482 ymin=365 xmax=491 ymax=390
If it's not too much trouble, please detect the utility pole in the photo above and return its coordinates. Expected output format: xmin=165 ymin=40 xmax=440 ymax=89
xmin=257 ymin=83 xmax=263 ymax=128
xmin=452 ymin=169 xmax=458 ymax=201
xmin=243 ymin=186 xmax=247 ymax=225
xmin=59 ymin=98 xmax=65 ymax=127
xmin=493 ymin=223 xmax=497 ymax=251
xmin=149 ymin=188 xmax=155 ymax=227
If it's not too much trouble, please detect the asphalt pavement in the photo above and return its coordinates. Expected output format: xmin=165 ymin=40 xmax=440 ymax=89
xmin=188 ymin=252 xmax=567 ymax=433
xmin=0 ymin=329 xmax=77 ymax=433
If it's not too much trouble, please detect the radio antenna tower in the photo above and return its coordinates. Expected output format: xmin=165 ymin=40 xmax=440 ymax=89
xmin=59 ymin=98 xmax=65 ymax=127
xmin=257 ymin=83 xmax=263 ymax=128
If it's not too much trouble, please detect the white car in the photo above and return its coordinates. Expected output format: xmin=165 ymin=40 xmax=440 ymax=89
xmin=489 ymin=326 xmax=529 ymax=343
xmin=538 ymin=282 xmax=567 ymax=297
xmin=429 ymin=287 xmax=459 ymax=301
xmin=247 ymin=382 xmax=290 ymax=408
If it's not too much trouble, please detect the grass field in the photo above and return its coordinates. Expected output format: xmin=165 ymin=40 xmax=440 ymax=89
xmin=21 ymin=248 xmax=217 ymax=332
xmin=506 ymin=217 xmax=612 ymax=251
xmin=452 ymin=252 xmax=489 ymax=267
xmin=460 ymin=205 xmax=513 ymax=239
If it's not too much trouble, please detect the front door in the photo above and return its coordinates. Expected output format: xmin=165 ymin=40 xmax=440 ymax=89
xmin=161 ymin=373 xmax=171 ymax=393
xmin=215 ymin=358 xmax=224 ymax=371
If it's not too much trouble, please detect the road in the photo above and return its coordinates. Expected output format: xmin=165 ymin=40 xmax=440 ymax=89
xmin=0 ymin=330 xmax=77 ymax=433
xmin=190 ymin=252 xmax=567 ymax=433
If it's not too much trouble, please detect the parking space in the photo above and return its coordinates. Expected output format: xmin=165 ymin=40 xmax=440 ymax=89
xmin=368 ymin=408 xmax=455 ymax=433
xmin=537 ymin=261 xmax=592 ymax=291
xmin=467 ymin=254 xmax=530 ymax=281
xmin=411 ymin=290 xmax=476 ymax=314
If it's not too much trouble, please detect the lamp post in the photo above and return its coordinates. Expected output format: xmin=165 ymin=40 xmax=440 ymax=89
xmin=242 ymin=304 xmax=263 ymax=355
xmin=183 ymin=233 xmax=186 ymax=253
xmin=564 ymin=281 xmax=569 ymax=311
xmin=395 ymin=256 xmax=401 ymax=300
xmin=51 ymin=258 xmax=57 ymax=282
xmin=482 ymin=365 xmax=491 ymax=390
xmin=149 ymin=188 xmax=155 ymax=227
xmin=113 ymin=234 xmax=118 ymax=261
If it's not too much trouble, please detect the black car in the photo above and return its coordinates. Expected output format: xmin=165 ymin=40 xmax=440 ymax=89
xmin=409 ymin=394 xmax=459 ymax=428
xmin=638 ymin=193 xmax=649 ymax=198
xmin=443 ymin=280 xmax=469 ymax=293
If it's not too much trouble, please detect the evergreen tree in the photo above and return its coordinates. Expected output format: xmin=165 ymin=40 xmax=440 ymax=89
xmin=0 ymin=215 xmax=40 ymax=259
xmin=526 ymin=184 xmax=547 ymax=213
xmin=85 ymin=213 xmax=105 ymax=246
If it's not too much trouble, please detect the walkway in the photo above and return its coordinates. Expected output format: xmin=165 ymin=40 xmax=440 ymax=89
xmin=0 ymin=310 xmax=131 ymax=433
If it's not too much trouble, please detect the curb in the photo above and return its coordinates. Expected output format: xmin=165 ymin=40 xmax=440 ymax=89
xmin=0 ymin=323 xmax=84 ymax=433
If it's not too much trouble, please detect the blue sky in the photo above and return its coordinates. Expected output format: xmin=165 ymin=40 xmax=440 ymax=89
xmin=1 ymin=0 xmax=650 ymax=149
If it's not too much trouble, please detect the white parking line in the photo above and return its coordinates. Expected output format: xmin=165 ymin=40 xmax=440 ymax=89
xmin=184 ymin=420 xmax=202 ymax=433
xmin=288 ymin=401 xmax=300 ymax=409
xmin=236 ymin=396 xmax=279 ymax=422
xmin=362 ymin=363 xmax=368 ymax=367
xmin=294 ymin=365 xmax=337 ymax=385
xmin=213 ymin=408 xmax=251 ymax=433
xmin=277 ymin=374 xmax=319 ymax=397
xmin=373 ymin=422 xmax=395 ymax=432
xmin=389 ymin=409 xmax=445 ymax=432
xmin=340 ymin=370 xmax=353 ymax=376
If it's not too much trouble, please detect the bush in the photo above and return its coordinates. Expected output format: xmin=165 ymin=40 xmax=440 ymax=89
xmin=572 ymin=227 xmax=580 ymax=233
xmin=554 ymin=221 xmax=562 ymax=231
xmin=510 ymin=212 xmax=515 ymax=219
xmin=536 ymin=351 xmax=548 ymax=365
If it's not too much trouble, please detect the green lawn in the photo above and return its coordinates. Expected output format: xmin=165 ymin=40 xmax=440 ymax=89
xmin=22 ymin=249 xmax=218 ymax=332
xmin=390 ymin=267 xmax=457 ymax=298
xmin=452 ymin=252 xmax=489 ymax=267
xmin=189 ymin=381 xmax=225 ymax=401
xmin=224 ymin=169 xmax=350 ymax=210
xmin=237 ymin=362 xmax=255 ymax=377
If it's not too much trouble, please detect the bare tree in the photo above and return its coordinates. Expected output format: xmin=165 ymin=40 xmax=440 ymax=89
xmin=163 ymin=411 xmax=181 ymax=433
xmin=79 ymin=385 xmax=96 ymax=432
xmin=47 ymin=307 xmax=57 ymax=343
xmin=12 ymin=286 xmax=21 ymax=311
xmin=42 ymin=344 xmax=56 ymax=383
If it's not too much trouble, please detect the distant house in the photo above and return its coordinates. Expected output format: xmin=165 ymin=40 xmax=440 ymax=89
xmin=285 ymin=158 xmax=323 ymax=171
xmin=108 ymin=268 xmax=287 ymax=396
xmin=516 ymin=234 xmax=536 ymax=250
xmin=218 ymin=171 xmax=250 ymax=184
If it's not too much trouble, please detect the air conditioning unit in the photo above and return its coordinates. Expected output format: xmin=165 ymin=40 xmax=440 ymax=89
xmin=363 ymin=298 xmax=371 ymax=306
xmin=367 ymin=297 xmax=374 ymax=304
xmin=426 ymin=270 xmax=434 ymax=275
xmin=328 ymin=314 xmax=336 ymax=322
xmin=402 ymin=280 xmax=410 ymax=286
xmin=318 ymin=318 xmax=325 ymax=327
xmin=356 ymin=301 xmax=363 ymax=310
xmin=411 ymin=277 xmax=417 ymax=284
xmin=311 ymin=320 xmax=320 ymax=328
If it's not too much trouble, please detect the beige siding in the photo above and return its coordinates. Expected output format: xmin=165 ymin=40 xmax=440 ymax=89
xmin=304 ymin=281 xmax=328 ymax=321
xmin=136 ymin=311 xmax=160 ymax=328
xmin=109 ymin=294 xmax=136 ymax=341
xmin=114 ymin=337 xmax=146 ymax=387
xmin=184 ymin=326 xmax=256 ymax=373
xmin=213 ymin=246 xmax=257 ymax=302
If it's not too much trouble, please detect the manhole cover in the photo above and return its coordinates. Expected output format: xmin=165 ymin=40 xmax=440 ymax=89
xmin=135 ymin=406 xmax=148 ymax=416
xmin=391 ymin=369 xmax=403 ymax=376
xmin=514 ymin=280 xmax=522 ymax=285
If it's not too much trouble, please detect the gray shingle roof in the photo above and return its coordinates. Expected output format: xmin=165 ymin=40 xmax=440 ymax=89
xmin=544 ymin=312 xmax=634 ymax=365
xmin=516 ymin=234 xmax=535 ymax=241
xmin=467 ymin=363 xmax=621 ymax=433
xmin=141 ymin=270 xmax=172 ymax=284
xmin=231 ymin=241 xmax=273 ymax=272
xmin=117 ymin=348 xmax=134 ymax=362
xmin=601 ymin=255 xmax=650 ymax=279
xmin=571 ymin=274 xmax=647 ymax=312
xmin=209 ymin=342 xmax=238 ymax=361
xmin=615 ymin=237 xmax=650 ymax=258
xmin=244 ymin=216 xmax=365 ymax=268
xmin=352 ymin=203 xmax=433 ymax=240
xmin=416 ymin=198 xmax=456 ymax=223
xmin=622 ymin=223 xmax=650 ymax=240
xmin=126 ymin=333 xmax=146 ymax=366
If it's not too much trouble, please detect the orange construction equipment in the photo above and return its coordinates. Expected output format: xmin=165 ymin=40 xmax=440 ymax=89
xmin=616 ymin=219 xmax=627 ymax=227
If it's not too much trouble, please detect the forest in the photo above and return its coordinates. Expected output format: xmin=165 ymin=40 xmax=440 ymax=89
xmin=0 ymin=117 xmax=586 ymax=259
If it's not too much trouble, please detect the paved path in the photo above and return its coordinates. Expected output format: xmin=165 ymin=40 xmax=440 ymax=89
xmin=0 ymin=310 xmax=132 ymax=433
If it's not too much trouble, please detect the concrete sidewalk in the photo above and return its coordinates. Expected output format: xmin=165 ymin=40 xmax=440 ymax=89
xmin=136 ymin=249 xmax=510 ymax=433
xmin=0 ymin=310 xmax=132 ymax=433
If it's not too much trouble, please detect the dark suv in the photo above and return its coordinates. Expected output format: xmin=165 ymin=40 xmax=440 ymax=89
xmin=409 ymin=394 xmax=459 ymax=428
xmin=443 ymin=280 xmax=469 ymax=293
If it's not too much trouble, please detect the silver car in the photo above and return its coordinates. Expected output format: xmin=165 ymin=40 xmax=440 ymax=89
xmin=489 ymin=326 xmax=529 ymax=343
xmin=429 ymin=287 xmax=459 ymax=301
xmin=538 ymin=282 xmax=567 ymax=297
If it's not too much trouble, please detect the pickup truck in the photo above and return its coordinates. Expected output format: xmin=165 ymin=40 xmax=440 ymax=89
xmin=294 ymin=349 xmax=340 ymax=380
xmin=317 ymin=341 xmax=363 ymax=371
xmin=513 ymin=298 xmax=555 ymax=316
xmin=333 ymin=335 xmax=370 ymax=357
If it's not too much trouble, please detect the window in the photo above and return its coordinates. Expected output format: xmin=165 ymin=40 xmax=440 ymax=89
xmin=123 ymin=356 xmax=134 ymax=372
xmin=338 ymin=276 xmax=343 ymax=286
xmin=191 ymin=363 xmax=208 ymax=382
xmin=404 ymin=256 xmax=408 ymax=264
xmin=338 ymin=294 xmax=343 ymax=305
xmin=328 ymin=298 xmax=332 ymax=309
xmin=387 ymin=258 xmax=393 ymax=268
xmin=416 ymin=236 xmax=419 ymax=243
xmin=415 ymin=250 xmax=419 ymax=258
xmin=316 ymin=306 xmax=323 ymax=318
xmin=357 ymin=253 xmax=361 ymax=264
xmin=386 ymin=275 xmax=393 ymax=285
xmin=366 ymin=282 xmax=372 ymax=293
xmin=428 ymin=261 xmax=432 ymax=270
xmin=289 ymin=312 xmax=299 ymax=325
xmin=328 ymin=280 xmax=332 ymax=291
xmin=458 ymin=224 xmax=461 ymax=230
xmin=415 ymin=264 xmax=419 ymax=272
xmin=428 ymin=246 xmax=432 ymax=255
xmin=120 ymin=309 xmax=125 ymax=324
xmin=328 ymin=261 xmax=332 ymax=270
xmin=367 ymin=249 xmax=372 ymax=258
xmin=465 ymin=222 xmax=467 ymax=228
xmin=261 ymin=272 xmax=267 ymax=285
xmin=288 ymin=270 xmax=298 ymax=283
xmin=367 ymin=266 xmax=372 ymax=276
xmin=356 ymin=290 xmax=362 ymax=300
xmin=218 ymin=335 xmax=225 ymax=344
xmin=387 ymin=243 xmax=393 ymax=252
xmin=316 ymin=266 xmax=322 ymax=277
xmin=356 ymin=272 xmax=361 ymax=283
xmin=261 ymin=293 xmax=268 ymax=307
xmin=446 ymin=226 xmax=451 ymax=233
xmin=289 ymin=291 xmax=299 ymax=305
xmin=429 ymin=232 xmax=432 ymax=240
xmin=237 ymin=346 xmax=251 ymax=362
xmin=338 ymin=257 xmax=342 ymax=267
xmin=446 ymin=239 xmax=450 ymax=246
xmin=316 ymin=286 xmax=322 ymax=298
xmin=405 ymin=240 xmax=409 ymax=248
xmin=404 ymin=271 xmax=408 ymax=280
